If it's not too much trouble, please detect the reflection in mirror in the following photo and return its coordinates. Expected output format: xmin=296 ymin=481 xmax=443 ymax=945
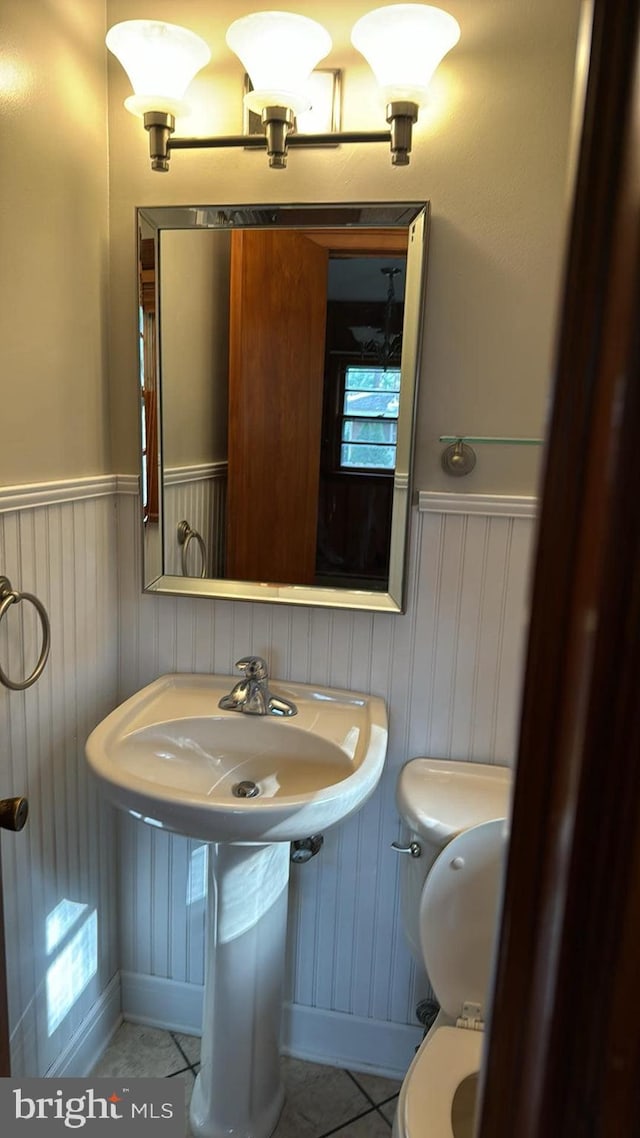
xmin=137 ymin=203 xmax=429 ymax=612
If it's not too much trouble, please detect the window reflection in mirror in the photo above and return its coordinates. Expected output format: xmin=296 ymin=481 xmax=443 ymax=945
xmin=318 ymin=254 xmax=406 ymax=590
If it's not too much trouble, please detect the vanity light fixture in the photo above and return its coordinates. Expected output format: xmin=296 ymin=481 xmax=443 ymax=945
xmin=106 ymin=5 xmax=460 ymax=172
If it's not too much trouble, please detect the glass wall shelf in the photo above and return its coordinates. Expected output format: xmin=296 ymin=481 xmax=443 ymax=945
xmin=439 ymin=435 xmax=544 ymax=446
xmin=439 ymin=434 xmax=544 ymax=476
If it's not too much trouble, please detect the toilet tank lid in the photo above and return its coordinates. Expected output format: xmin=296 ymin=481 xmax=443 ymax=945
xmin=396 ymin=758 xmax=512 ymax=842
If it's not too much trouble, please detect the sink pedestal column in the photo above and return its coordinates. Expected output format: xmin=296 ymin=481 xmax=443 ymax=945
xmin=190 ymin=841 xmax=290 ymax=1138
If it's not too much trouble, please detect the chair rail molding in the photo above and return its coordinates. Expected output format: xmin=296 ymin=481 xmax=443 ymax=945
xmin=418 ymin=491 xmax=538 ymax=518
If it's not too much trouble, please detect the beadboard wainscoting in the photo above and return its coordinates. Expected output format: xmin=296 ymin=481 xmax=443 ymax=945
xmin=0 ymin=479 xmax=537 ymax=1079
xmin=162 ymin=464 xmax=228 ymax=579
xmin=115 ymin=488 xmax=536 ymax=1078
xmin=0 ymin=480 xmax=121 ymax=1076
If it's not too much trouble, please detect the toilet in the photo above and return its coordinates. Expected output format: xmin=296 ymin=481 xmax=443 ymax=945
xmin=392 ymin=758 xmax=512 ymax=1138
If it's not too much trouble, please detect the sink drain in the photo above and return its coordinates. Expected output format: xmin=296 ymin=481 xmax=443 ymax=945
xmin=232 ymin=780 xmax=260 ymax=798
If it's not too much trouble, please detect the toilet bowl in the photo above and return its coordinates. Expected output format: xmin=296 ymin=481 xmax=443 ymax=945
xmin=392 ymin=759 xmax=512 ymax=1138
xmin=394 ymin=1026 xmax=482 ymax=1138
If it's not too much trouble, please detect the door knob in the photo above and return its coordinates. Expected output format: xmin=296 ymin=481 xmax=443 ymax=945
xmin=0 ymin=797 xmax=28 ymax=832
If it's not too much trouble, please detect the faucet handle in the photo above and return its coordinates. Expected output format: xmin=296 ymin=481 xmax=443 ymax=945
xmin=235 ymin=655 xmax=269 ymax=680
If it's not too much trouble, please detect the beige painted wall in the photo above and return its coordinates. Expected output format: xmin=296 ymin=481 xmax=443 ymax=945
xmin=0 ymin=0 xmax=579 ymax=491
xmin=106 ymin=0 xmax=580 ymax=496
xmin=0 ymin=0 xmax=110 ymax=486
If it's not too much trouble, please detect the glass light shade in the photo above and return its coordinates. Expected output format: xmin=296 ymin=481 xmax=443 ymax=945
xmin=106 ymin=20 xmax=211 ymax=118
xmin=351 ymin=4 xmax=460 ymax=107
xmin=226 ymin=11 xmax=332 ymax=116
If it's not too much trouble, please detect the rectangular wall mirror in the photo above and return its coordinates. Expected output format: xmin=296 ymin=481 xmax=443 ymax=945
xmin=137 ymin=201 xmax=429 ymax=612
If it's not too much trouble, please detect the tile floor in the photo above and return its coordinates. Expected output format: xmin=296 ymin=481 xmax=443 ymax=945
xmin=92 ymin=1022 xmax=401 ymax=1137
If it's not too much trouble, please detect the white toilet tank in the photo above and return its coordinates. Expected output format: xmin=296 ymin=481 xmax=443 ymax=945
xmin=395 ymin=758 xmax=512 ymax=961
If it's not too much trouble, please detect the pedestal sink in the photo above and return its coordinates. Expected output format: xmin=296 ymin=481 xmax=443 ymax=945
xmin=86 ymin=673 xmax=388 ymax=1138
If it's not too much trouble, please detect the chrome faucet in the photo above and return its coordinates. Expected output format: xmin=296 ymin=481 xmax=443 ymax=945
xmin=218 ymin=656 xmax=297 ymax=717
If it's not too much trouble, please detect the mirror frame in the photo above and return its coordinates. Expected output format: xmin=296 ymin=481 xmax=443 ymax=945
xmin=137 ymin=201 xmax=430 ymax=613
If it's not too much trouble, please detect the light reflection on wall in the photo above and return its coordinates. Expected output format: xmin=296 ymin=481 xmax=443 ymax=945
xmin=0 ymin=54 xmax=32 ymax=108
xmin=188 ymin=844 xmax=209 ymax=906
xmin=46 ymin=900 xmax=98 ymax=1037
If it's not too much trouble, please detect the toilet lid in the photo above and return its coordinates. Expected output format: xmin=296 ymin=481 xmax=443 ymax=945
xmin=400 ymin=1026 xmax=483 ymax=1138
xmin=419 ymin=819 xmax=508 ymax=1021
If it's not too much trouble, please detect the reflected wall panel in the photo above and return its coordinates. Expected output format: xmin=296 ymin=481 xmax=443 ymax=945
xmin=162 ymin=464 xmax=227 ymax=579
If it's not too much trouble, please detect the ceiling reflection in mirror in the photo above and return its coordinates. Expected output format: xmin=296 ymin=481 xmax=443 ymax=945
xmin=137 ymin=202 xmax=429 ymax=612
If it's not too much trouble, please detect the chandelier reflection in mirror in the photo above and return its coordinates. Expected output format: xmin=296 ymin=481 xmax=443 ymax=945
xmin=350 ymin=266 xmax=404 ymax=368
xmin=106 ymin=5 xmax=460 ymax=171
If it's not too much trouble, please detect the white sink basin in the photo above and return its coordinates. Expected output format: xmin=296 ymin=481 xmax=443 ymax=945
xmin=86 ymin=673 xmax=388 ymax=843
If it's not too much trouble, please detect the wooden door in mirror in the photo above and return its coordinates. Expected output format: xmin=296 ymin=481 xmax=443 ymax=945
xmin=226 ymin=229 xmax=329 ymax=584
xmin=226 ymin=227 xmax=408 ymax=588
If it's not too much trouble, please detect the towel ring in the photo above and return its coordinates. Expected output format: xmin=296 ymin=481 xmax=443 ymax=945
xmin=177 ymin=521 xmax=207 ymax=578
xmin=0 ymin=576 xmax=51 ymax=691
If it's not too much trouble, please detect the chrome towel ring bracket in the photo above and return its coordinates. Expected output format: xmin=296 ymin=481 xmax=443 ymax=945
xmin=0 ymin=575 xmax=51 ymax=691
xmin=177 ymin=520 xmax=207 ymax=578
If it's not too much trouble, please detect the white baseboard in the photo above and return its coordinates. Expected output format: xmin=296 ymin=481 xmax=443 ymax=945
xmin=120 ymin=972 xmax=204 ymax=1036
xmin=120 ymin=971 xmax=420 ymax=1081
xmin=46 ymin=974 xmax=123 ymax=1077
xmin=281 ymin=1003 xmax=420 ymax=1080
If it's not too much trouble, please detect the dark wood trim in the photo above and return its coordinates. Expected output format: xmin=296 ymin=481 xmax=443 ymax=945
xmin=477 ymin=0 xmax=640 ymax=1134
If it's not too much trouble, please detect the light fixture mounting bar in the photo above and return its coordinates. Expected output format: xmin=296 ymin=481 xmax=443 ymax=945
xmin=161 ymin=128 xmax=393 ymax=172
xmin=169 ymin=134 xmax=268 ymax=150
xmin=168 ymin=129 xmax=391 ymax=150
xmin=143 ymin=110 xmax=408 ymax=172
